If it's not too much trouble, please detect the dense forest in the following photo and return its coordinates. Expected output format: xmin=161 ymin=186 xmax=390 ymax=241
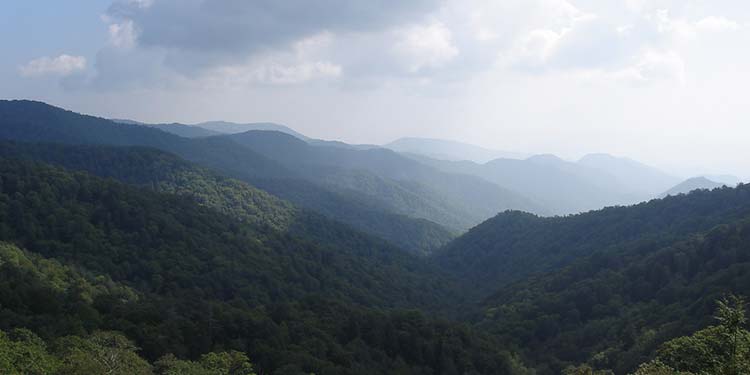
xmin=1 ymin=100 xmax=749 ymax=374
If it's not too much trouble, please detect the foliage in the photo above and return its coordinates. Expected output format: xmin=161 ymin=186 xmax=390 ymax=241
xmin=0 ymin=328 xmax=58 ymax=375
xmin=0 ymin=158 xmax=518 ymax=374
xmin=463 ymin=186 xmax=750 ymax=374
xmin=653 ymin=295 xmax=750 ymax=375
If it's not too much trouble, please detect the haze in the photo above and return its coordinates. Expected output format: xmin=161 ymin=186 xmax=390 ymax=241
xmin=2 ymin=0 xmax=749 ymax=180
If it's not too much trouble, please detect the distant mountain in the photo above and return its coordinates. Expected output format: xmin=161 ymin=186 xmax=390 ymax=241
xmin=660 ymin=176 xmax=726 ymax=197
xmin=704 ymin=174 xmax=742 ymax=186
xmin=226 ymin=130 xmax=544 ymax=230
xmin=409 ymin=153 xmax=646 ymax=215
xmin=578 ymin=153 xmax=680 ymax=194
xmin=385 ymin=137 xmax=527 ymax=163
xmin=148 ymin=123 xmax=223 ymax=138
xmin=197 ymin=120 xmax=310 ymax=140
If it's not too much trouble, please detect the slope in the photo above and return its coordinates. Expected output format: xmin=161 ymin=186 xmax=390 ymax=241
xmin=435 ymin=184 xmax=750 ymax=300
xmin=476 ymin=205 xmax=750 ymax=374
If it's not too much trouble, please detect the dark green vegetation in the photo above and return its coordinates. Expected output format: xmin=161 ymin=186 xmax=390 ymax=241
xmin=2 ymin=100 xmax=750 ymax=374
xmin=444 ymin=186 xmax=750 ymax=373
xmin=564 ymin=295 xmax=750 ymax=375
xmin=0 ymin=159 xmax=522 ymax=374
xmin=436 ymin=185 xmax=750 ymax=298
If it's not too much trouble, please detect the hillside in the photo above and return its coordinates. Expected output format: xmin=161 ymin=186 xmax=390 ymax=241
xmin=660 ymin=176 xmax=727 ymax=198
xmin=0 ymin=157 xmax=531 ymax=373
xmin=435 ymin=184 xmax=750 ymax=300
xmin=476 ymin=212 xmax=750 ymax=374
xmin=0 ymin=100 xmax=457 ymax=254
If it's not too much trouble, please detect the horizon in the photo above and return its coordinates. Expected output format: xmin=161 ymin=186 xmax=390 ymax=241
xmin=2 ymin=1 xmax=749 ymax=179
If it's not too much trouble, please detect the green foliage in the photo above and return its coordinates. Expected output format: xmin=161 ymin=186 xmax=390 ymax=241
xmin=437 ymin=184 xmax=750 ymax=298
xmin=630 ymin=360 xmax=692 ymax=375
xmin=54 ymin=331 xmax=152 ymax=375
xmin=562 ymin=364 xmax=614 ymax=375
xmin=155 ymin=352 xmax=257 ymax=375
xmin=654 ymin=295 xmax=750 ymax=375
xmin=0 ymin=158 xmax=516 ymax=374
xmin=461 ymin=185 xmax=750 ymax=374
xmin=0 ymin=328 xmax=58 ymax=375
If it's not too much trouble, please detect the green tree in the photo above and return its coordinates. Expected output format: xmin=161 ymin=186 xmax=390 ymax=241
xmin=154 ymin=351 xmax=256 ymax=375
xmin=55 ymin=331 xmax=152 ymax=375
xmin=0 ymin=328 xmax=58 ymax=375
xmin=642 ymin=295 xmax=750 ymax=375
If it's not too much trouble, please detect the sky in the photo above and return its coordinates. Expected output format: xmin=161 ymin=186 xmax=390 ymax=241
xmin=1 ymin=0 xmax=749 ymax=179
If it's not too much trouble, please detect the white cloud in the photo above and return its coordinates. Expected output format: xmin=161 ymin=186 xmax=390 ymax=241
xmin=108 ymin=19 xmax=137 ymax=48
xmin=695 ymin=16 xmax=741 ymax=32
xmin=19 ymin=55 xmax=87 ymax=77
xmin=392 ymin=22 xmax=459 ymax=73
xmin=611 ymin=49 xmax=686 ymax=85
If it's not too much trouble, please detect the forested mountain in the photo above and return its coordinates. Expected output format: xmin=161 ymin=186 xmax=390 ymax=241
xmin=660 ymin=176 xmax=726 ymax=198
xmin=475 ymin=203 xmax=750 ymax=374
xmin=0 ymin=100 xmax=456 ymax=254
xmin=226 ymin=130 xmax=543 ymax=230
xmin=385 ymin=137 xmax=527 ymax=163
xmin=0 ymin=141 xmax=456 ymax=256
xmin=435 ymin=184 xmax=750 ymax=300
xmin=0 ymin=157 xmax=530 ymax=374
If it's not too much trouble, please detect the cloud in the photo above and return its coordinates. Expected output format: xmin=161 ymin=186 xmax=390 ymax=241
xmin=19 ymin=55 xmax=87 ymax=77
xmin=695 ymin=16 xmax=741 ymax=32
xmin=74 ymin=0 xmax=750 ymax=90
xmin=105 ymin=0 xmax=443 ymax=58
xmin=392 ymin=22 xmax=459 ymax=73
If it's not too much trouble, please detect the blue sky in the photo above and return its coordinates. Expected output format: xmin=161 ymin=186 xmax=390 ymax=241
xmin=2 ymin=0 xmax=749 ymax=180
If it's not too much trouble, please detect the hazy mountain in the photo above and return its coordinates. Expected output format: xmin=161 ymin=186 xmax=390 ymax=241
xmin=197 ymin=120 xmax=310 ymax=140
xmin=225 ymin=130 xmax=544 ymax=230
xmin=148 ymin=122 xmax=223 ymax=138
xmin=660 ymin=176 xmax=727 ymax=197
xmin=705 ymin=174 xmax=742 ymax=186
xmin=409 ymin=153 xmax=646 ymax=215
xmin=578 ymin=153 xmax=680 ymax=194
xmin=385 ymin=137 xmax=527 ymax=163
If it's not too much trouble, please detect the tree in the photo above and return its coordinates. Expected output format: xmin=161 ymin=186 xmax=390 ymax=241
xmin=641 ymin=295 xmax=750 ymax=375
xmin=0 ymin=328 xmax=58 ymax=375
xmin=154 ymin=351 xmax=256 ymax=375
xmin=54 ymin=331 xmax=152 ymax=375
